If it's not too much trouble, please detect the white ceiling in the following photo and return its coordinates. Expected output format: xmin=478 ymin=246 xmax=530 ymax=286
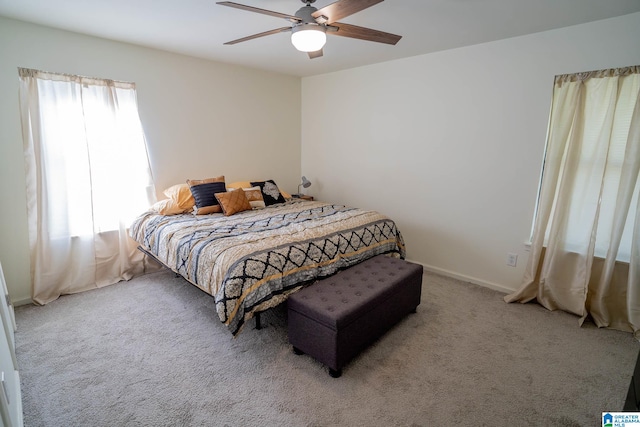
xmin=1 ymin=0 xmax=639 ymax=77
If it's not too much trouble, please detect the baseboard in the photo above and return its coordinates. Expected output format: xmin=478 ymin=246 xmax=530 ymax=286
xmin=9 ymin=264 xmax=514 ymax=305
xmin=13 ymin=297 xmax=33 ymax=307
xmin=405 ymin=259 xmax=514 ymax=295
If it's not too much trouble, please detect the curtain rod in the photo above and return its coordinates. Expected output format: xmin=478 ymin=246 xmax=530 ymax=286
xmin=555 ymin=65 xmax=640 ymax=86
xmin=17 ymin=67 xmax=135 ymax=88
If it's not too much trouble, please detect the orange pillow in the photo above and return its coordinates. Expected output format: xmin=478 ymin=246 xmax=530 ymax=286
xmin=163 ymin=184 xmax=195 ymax=211
xmin=227 ymin=181 xmax=252 ymax=189
xmin=215 ymin=188 xmax=252 ymax=216
xmin=151 ymin=199 xmax=185 ymax=215
xmin=280 ymin=189 xmax=292 ymax=199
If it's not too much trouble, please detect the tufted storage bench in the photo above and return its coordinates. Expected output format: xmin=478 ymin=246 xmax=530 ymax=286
xmin=287 ymin=254 xmax=423 ymax=377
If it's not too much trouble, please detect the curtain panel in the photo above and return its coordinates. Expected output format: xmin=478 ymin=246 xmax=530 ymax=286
xmin=18 ymin=68 xmax=157 ymax=304
xmin=505 ymin=66 xmax=640 ymax=340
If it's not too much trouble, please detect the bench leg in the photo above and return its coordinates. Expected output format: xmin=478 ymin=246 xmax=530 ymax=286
xmin=329 ymin=368 xmax=342 ymax=378
xmin=255 ymin=312 xmax=262 ymax=330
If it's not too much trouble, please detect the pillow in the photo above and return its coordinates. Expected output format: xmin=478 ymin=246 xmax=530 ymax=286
xmin=187 ymin=176 xmax=226 ymax=215
xmin=150 ymin=199 xmax=185 ymax=215
xmin=227 ymin=181 xmax=252 ymax=189
xmin=280 ymin=189 xmax=292 ymax=199
xmin=187 ymin=175 xmax=225 ymax=187
xmin=215 ymin=188 xmax=252 ymax=216
xmin=229 ymin=180 xmax=291 ymax=199
xmin=228 ymin=186 xmax=266 ymax=209
xmin=243 ymin=186 xmax=266 ymax=209
xmin=250 ymin=180 xmax=286 ymax=206
xmin=163 ymin=184 xmax=195 ymax=211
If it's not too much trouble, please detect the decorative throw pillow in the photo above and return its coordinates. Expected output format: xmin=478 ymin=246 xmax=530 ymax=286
xmin=187 ymin=175 xmax=225 ymax=187
xmin=187 ymin=176 xmax=226 ymax=215
xmin=250 ymin=180 xmax=286 ymax=206
xmin=243 ymin=186 xmax=266 ymax=209
xmin=215 ymin=188 xmax=252 ymax=216
xmin=228 ymin=186 xmax=266 ymax=209
xmin=229 ymin=180 xmax=292 ymax=199
xmin=163 ymin=183 xmax=195 ymax=211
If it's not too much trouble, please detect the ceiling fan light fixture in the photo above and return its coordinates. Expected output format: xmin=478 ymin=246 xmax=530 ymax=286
xmin=218 ymin=0 xmax=402 ymax=59
xmin=291 ymin=25 xmax=326 ymax=52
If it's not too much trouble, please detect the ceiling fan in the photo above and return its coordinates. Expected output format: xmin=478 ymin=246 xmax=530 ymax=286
xmin=217 ymin=0 xmax=402 ymax=59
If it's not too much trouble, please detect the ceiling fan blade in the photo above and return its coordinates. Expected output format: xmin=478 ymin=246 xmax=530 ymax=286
xmin=308 ymin=49 xmax=324 ymax=59
xmin=217 ymin=2 xmax=301 ymax=23
xmin=312 ymin=0 xmax=384 ymax=24
xmin=328 ymin=22 xmax=401 ymax=45
xmin=223 ymin=27 xmax=292 ymax=45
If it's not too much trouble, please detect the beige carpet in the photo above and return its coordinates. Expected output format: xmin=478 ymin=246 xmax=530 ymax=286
xmin=14 ymin=269 xmax=639 ymax=426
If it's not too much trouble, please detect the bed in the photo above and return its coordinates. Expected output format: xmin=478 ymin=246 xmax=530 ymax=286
xmin=129 ymin=199 xmax=406 ymax=335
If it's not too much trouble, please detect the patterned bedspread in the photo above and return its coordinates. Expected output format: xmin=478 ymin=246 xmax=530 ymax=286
xmin=129 ymin=199 xmax=406 ymax=335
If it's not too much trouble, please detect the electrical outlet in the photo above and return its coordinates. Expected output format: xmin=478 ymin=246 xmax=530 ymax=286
xmin=507 ymin=253 xmax=518 ymax=267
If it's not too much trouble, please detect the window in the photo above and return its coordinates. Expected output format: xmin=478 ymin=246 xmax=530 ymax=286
xmin=536 ymin=71 xmax=639 ymax=262
xmin=19 ymin=68 xmax=156 ymax=303
xmin=506 ymin=66 xmax=639 ymax=338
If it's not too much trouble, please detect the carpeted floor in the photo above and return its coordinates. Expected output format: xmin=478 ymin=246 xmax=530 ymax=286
xmin=14 ymin=269 xmax=639 ymax=426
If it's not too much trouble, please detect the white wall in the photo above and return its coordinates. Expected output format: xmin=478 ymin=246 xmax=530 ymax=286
xmin=3 ymin=13 xmax=639 ymax=304
xmin=301 ymin=12 xmax=640 ymax=292
xmin=0 ymin=17 xmax=301 ymax=304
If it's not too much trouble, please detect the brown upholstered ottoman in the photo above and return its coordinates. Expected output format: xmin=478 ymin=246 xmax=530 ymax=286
xmin=287 ymin=254 xmax=423 ymax=377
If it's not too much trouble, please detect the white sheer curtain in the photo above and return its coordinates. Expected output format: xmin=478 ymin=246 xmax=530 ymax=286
xmin=505 ymin=66 xmax=640 ymax=339
xmin=19 ymin=68 xmax=157 ymax=304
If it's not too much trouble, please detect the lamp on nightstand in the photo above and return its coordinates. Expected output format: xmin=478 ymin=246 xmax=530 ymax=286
xmin=295 ymin=176 xmax=312 ymax=197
